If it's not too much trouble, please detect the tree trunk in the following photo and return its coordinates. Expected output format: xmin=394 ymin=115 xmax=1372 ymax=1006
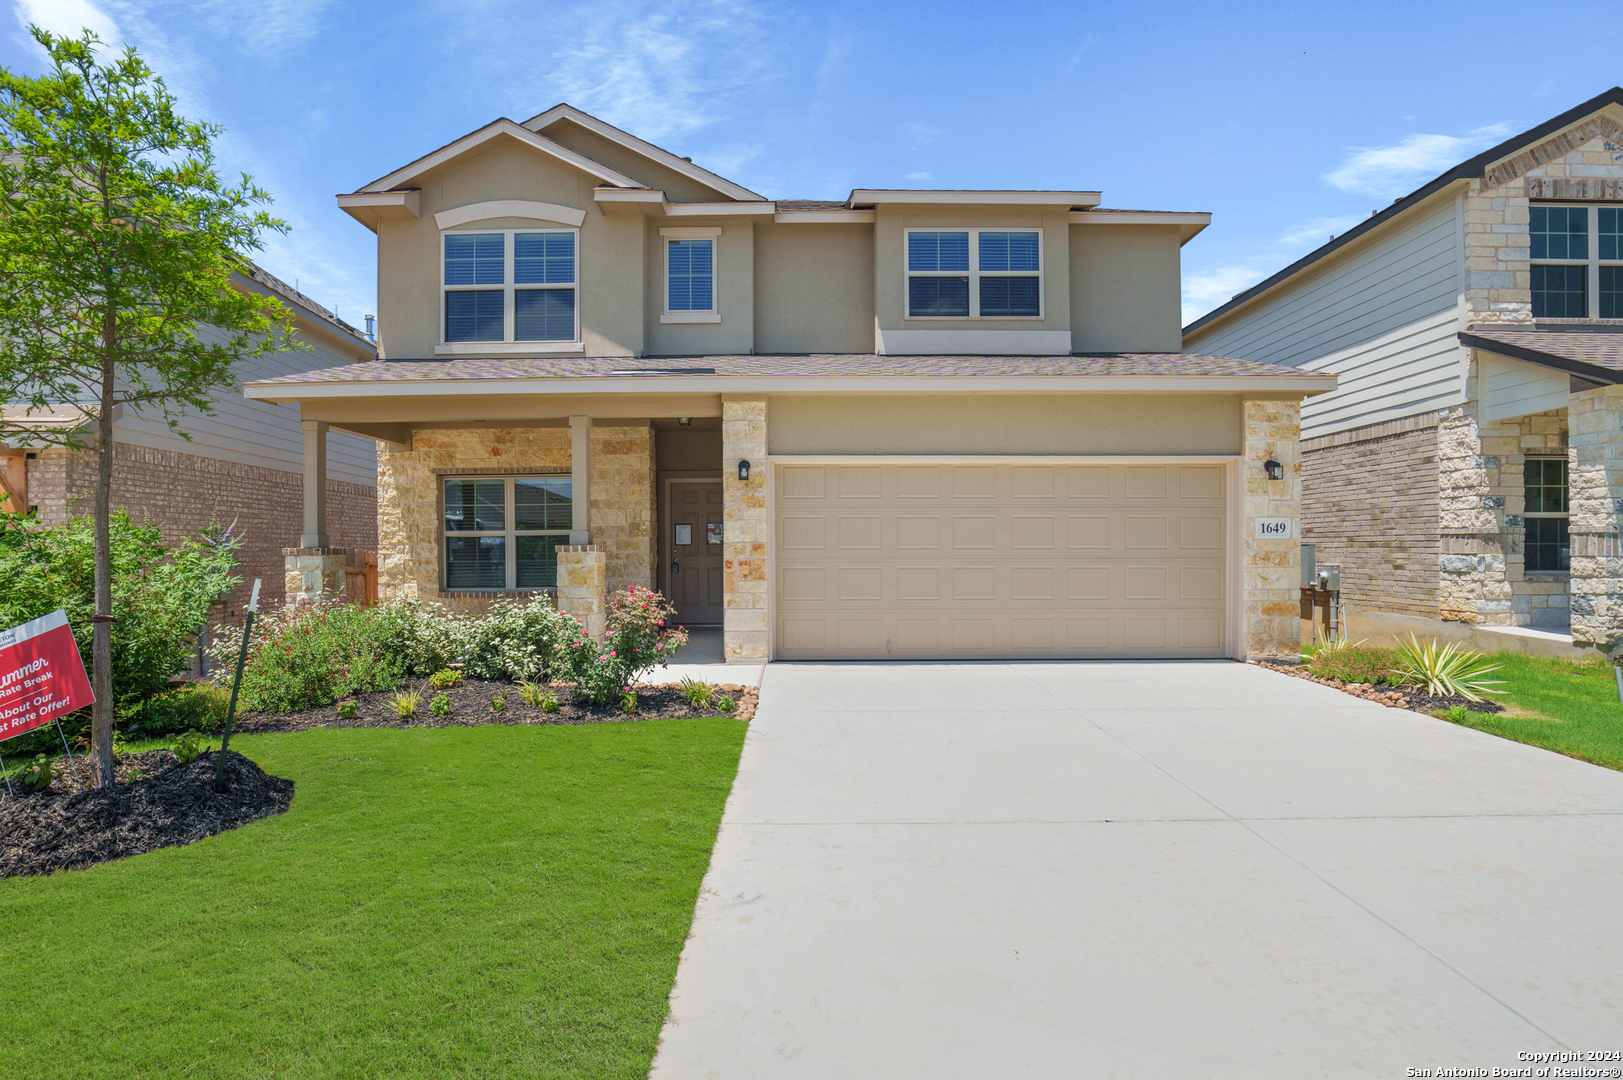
xmin=91 ymin=332 xmax=115 ymax=788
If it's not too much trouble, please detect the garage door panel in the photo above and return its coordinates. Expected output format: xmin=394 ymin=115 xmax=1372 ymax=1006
xmin=774 ymin=463 xmax=1228 ymax=659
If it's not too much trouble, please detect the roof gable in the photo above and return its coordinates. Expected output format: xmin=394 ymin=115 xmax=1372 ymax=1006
xmin=1184 ymin=86 xmax=1623 ymax=340
xmin=355 ymin=118 xmax=644 ymax=194
xmin=521 ymin=103 xmax=764 ymax=202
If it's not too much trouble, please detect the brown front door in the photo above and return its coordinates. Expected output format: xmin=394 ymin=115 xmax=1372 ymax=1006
xmin=669 ymin=480 xmax=724 ymax=625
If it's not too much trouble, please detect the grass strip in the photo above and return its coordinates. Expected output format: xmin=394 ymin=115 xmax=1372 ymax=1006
xmin=0 ymin=717 xmax=745 ymax=1079
xmin=1437 ymin=652 xmax=1623 ymax=772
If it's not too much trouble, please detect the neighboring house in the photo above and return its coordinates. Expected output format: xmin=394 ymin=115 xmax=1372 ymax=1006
xmin=0 ymin=265 xmax=380 ymax=620
xmin=245 ymin=104 xmax=1334 ymax=662
xmin=1184 ymin=88 xmax=1623 ymax=653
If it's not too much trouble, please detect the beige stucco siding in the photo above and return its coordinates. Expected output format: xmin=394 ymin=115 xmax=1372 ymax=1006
xmin=644 ymin=221 xmax=755 ymax=355
xmin=767 ymin=394 xmax=1241 ymax=456
xmin=753 ymin=223 xmax=875 ymax=354
xmin=872 ymin=207 xmax=1072 ymax=334
xmin=1070 ymin=224 xmax=1183 ymax=353
xmin=374 ymin=136 xmax=643 ymax=358
xmin=538 ymin=120 xmax=734 ymax=203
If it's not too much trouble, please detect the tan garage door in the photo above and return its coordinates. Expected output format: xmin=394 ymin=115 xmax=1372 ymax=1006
xmin=774 ymin=462 xmax=1228 ymax=659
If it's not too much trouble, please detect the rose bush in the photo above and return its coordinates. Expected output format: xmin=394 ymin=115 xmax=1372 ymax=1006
xmin=556 ymin=585 xmax=688 ymax=704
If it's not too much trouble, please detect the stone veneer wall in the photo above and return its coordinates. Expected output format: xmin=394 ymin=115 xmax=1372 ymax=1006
xmin=1438 ymin=368 xmax=1569 ymax=627
xmin=1568 ymin=385 xmax=1623 ymax=650
xmin=1301 ymin=413 xmax=1441 ymax=619
xmin=1463 ymin=113 xmax=1623 ymax=326
xmin=1243 ymin=398 xmax=1303 ymax=657
xmin=28 ymin=441 xmax=376 ymax=619
xmin=376 ymin=425 xmax=653 ymax=616
xmin=721 ymin=397 xmax=768 ymax=660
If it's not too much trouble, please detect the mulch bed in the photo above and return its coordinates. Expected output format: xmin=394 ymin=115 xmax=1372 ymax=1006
xmin=234 ymin=676 xmax=757 ymax=734
xmin=0 ymin=749 xmax=294 ymax=878
xmin=1255 ymin=660 xmax=1505 ymax=715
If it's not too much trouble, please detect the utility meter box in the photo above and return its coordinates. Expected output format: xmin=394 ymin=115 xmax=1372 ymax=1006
xmin=1301 ymin=543 xmax=1316 ymax=588
xmin=1317 ymin=564 xmax=1341 ymax=591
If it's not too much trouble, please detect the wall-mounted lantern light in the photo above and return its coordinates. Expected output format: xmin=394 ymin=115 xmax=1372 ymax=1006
xmin=1264 ymin=459 xmax=1285 ymax=481
xmin=677 ymin=417 xmax=692 ymax=426
xmin=738 ymin=459 xmax=751 ymax=482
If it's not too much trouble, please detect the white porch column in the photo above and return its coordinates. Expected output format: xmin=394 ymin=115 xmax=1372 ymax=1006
xmin=300 ymin=419 xmax=329 ymax=549
xmin=569 ymin=415 xmax=592 ymax=545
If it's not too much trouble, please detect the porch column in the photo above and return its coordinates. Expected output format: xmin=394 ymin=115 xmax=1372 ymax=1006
xmin=1242 ymin=398 xmax=1302 ymax=659
xmin=556 ymin=546 xmax=607 ymax=639
xmin=569 ymin=415 xmax=591 ymax=545
xmin=300 ymin=419 xmax=328 ymax=548
xmin=1568 ymin=384 xmax=1623 ymax=652
xmin=722 ymin=395 xmax=768 ymax=662
xmin=284 ymin=418 xmax=346 ymax=603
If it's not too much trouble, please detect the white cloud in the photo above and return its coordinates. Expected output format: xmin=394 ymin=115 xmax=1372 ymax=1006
xmin=905 ymin=171 xmax=932 ymax=181
xmin=908 ymin=123 xmax=940 ymax=142
xmin=1182 ymin=264 xmax=1265 ymax=326
xmin=14 ymin=0 xmax=122 ymax=45
xmin=1325 ymin=123 xmax=1511 ymax=198
xmin=1062 ymin=34 xmax=1094 ymax=72
xmin=1276 ymin=214 xmax=1362 ymax=247
xmin=525 ymin=0 xmax=776 ymax=144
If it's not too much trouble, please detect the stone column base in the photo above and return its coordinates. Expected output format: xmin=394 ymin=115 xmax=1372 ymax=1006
xmin=557 ymin=545 xmax=607 ymax=639
xmin=284 ymin=547 xmax=349 ymax=604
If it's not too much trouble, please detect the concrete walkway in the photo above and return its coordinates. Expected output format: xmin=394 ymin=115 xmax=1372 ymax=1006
xmin=649 ymin=661 xmax=1623 ymax=1079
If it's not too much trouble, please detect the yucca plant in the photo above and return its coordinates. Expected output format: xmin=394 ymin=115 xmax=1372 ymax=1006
xmin=1300 ymin=628 xmax=1364 ymax=662
xmin=1391 ymin=635 xmax=1504 ymax=701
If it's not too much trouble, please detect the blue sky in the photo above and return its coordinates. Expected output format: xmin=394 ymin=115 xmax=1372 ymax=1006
xmin=6 ymin=0 xmax=1621 ymax=334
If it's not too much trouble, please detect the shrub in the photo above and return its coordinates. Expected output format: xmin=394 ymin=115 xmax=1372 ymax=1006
xmin=15 ymin=754 xmax=54 ymax=792
xmin=714 ymin=694 xmax=736 ymax=715
xmin=1439 ymin=703 xmax=1472 ymax=722
xmin=541 ymin=691 xmax=559 ymax=714
xmin=557 ymin=586 xmax=689 ymax=705
xmin=211 ymin=600 xmax=414 ymax=713
xmin=457 ymin=598 xmax=575 ymax=682
xmin=336 ymin=697 xmax=359 ymax=720
xmin=489 ymin=690 xmax=508 ymax=712
xmin=427 ymin=668 xmax=463 ymax=691
xmin=619 ymin=690 xmax=638 ymax=714
xmin=171 ymin=730 xmax=210 ymax=765
xmin=1305 ymin=646 xmax=1400 ymax=685
xmin=430 ymin=692 xmax=451 ymax=716
xmin=391 ymin=691 xmax=420 ymax=719
xmin=123 ymin=681 xmax=231 ymax=736
xmin=679 ymin=676 xmax=715 ymax=709
xmin=1391 ymin=635 xmax=1505 ymax=702
xmin=0 ymin=511 xmax=240 ymax=745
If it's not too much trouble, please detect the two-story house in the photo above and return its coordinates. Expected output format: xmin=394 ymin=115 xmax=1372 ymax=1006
xmin=245 ymin=104 xmax=1334 ymax=662
xmin=1185 ymin=87 xmax=1623 ymax=657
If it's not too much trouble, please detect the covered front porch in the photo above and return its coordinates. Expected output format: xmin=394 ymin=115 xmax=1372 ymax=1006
xmin=261 ymin=373 xmax=769 ymax=661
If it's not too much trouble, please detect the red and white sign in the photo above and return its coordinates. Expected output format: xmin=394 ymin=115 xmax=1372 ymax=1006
xmin=0 ymin=610 xmax=95 ymax=743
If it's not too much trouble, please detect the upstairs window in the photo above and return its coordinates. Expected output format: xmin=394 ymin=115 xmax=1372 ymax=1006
xmin=1523 ymin=458 xmax=1569 ymax=572
xmin=667 ymin=239 xmax=715 ymax=312
xmin=1529 ymin=205 xmax=1623 ymax=319
xmin=443 ymin=476 xmax=573 ymax=589
xmin=443 ymin=230 xmax=577 ymax=344
xmin=906 ymin=229 xmax=1042 ymax=318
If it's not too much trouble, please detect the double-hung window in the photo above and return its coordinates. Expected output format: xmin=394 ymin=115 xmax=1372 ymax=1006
xmin=1529 ymin=205 xmax=1623 ymax=319
xmin=1523 ymin=458 xmax=1569 ymax=572
xmin=663 ymin=230 xmax=718 ymax=321
xmin=442 ymin=476 xmax=573 ymax=589
xmin=906 ymin=229 xmax=1042 ymax=318
xmin=443 ymin=230 xmax=578 ymax=344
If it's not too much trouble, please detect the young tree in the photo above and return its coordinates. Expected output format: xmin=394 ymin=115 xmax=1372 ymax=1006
xmin=0 ymin=26 xmax=295 ymax=787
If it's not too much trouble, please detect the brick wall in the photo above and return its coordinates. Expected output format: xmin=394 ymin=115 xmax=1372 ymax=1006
xmin=25 ymin=441 xmax=376 ymax=619
xmin=1302 ymin=412 xmax=1441 ymax=619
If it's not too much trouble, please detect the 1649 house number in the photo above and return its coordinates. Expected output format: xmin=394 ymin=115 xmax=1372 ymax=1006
xmin=1255 ymin=517 xmax=1294 ymax=539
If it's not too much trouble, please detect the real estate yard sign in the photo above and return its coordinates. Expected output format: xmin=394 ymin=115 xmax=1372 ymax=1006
xmin=0 ymin=611 xmax=95 ymax=742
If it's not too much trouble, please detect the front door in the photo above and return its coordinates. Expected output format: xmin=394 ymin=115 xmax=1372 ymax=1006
xmin=669 ymin=480 xmax=724 ymax=625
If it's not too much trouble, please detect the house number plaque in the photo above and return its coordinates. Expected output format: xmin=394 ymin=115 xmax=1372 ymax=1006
xmin=1254 ymin=517 xmax=1294 ymax=539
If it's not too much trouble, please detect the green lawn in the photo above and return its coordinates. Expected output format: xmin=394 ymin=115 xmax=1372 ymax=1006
xmin=1440 ymin=652 xmax=1623 ymax=772
xmin=0 ymin=717 xmax=747 ymax=1079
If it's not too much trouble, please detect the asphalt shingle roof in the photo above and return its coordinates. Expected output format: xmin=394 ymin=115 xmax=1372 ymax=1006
xmin=1460 ymin=328 xmax=1623 ymax=382
xmin=249 ymin=352 xmax=1319 ymax=387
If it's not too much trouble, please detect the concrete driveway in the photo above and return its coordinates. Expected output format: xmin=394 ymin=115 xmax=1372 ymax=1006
xmin=649 ymin=661 xmax=1623 ymax=1079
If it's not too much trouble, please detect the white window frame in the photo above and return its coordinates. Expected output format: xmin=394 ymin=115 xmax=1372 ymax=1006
xmin=440 ymin=475 xmax=573 ymax=591
xmin=903 ymin=227 xmax=1044 ymax=321
xmin=438 ymin=227 xmax=582 ymax=353
xmin=1529 ymin=203 xmax=1623 ymax=321
xmin=661 ymin=226 xmax=721 ymax=324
